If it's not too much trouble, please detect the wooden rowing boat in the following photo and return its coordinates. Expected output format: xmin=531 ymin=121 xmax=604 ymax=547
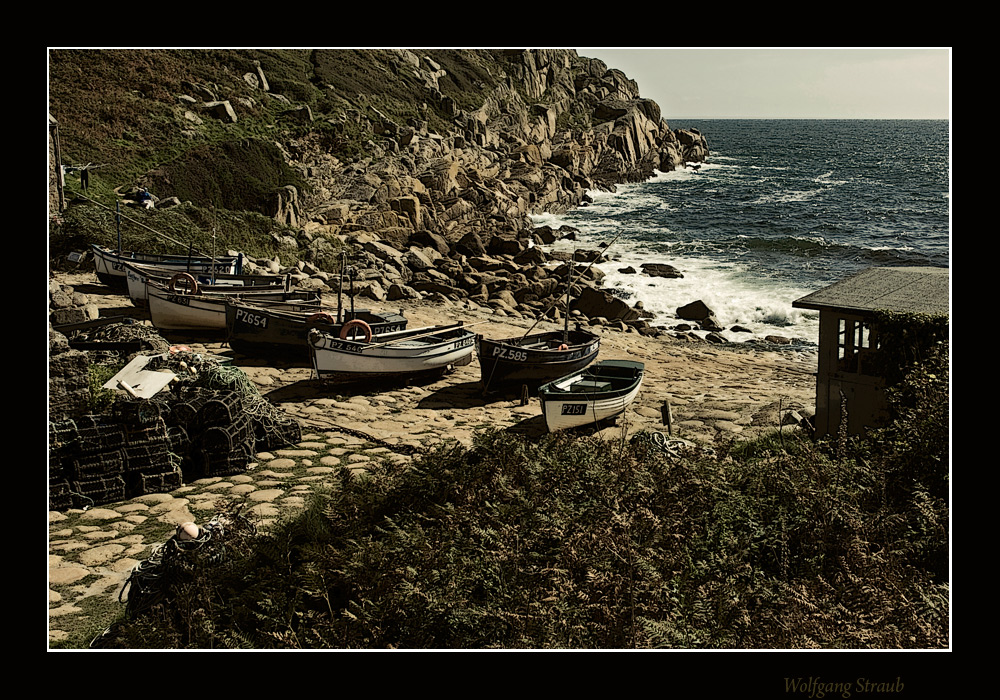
xmin=307 ymin=322 xmax=475 ymax=383
xmin=476 ymin=326 xmax=601 ymax=393
xmin=476 ymin=255 xmax=603 ymax=393
xmin=92 ymin=244 xmax=241 ymax=288
xmin=146 ymin=280 xmax=322 ymax=332
xmin=537 ymin=359 xmax=645 ymax=432
xmin=225 ymin=299 xmax=408 ymax=362
xmin=123 ymin=262 xmax=289 ymax=308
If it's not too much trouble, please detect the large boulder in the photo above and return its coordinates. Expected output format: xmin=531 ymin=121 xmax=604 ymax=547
xmin=676 ymin=299 xmax=714 ymax=322
xmin=573 ymin=286 xmax=640 ymax=322
xmin=641 ymin=263 xmax=683 ymax=279
xmin=456 ymin=231 xmax=487 ymax=257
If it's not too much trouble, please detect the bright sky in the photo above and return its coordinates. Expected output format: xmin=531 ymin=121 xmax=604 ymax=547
xmin=575 ymin=48 xmax=951 ymax=119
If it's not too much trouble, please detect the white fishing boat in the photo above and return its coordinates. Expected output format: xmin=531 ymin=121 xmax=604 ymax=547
xmin=308 ymin=322 xmax=475 ymax=383
xmin=537 ymin=360 xmax=645 ymax=432
xmin=225 ymin=299 xmax=407 ymax=362
xmin=123 ymin=262 xmax=289 ymax=307
xmin=146 ymin=279 xmax=321 ymax=332
xmin=92 ymin=244 xmax=240 ymax=288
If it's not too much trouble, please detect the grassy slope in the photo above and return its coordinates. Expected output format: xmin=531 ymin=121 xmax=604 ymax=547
xmin=48 ymin=49 xmax=512 ymax=265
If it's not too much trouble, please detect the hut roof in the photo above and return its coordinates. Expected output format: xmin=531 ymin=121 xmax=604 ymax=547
xmin=792 ymin=266 xmax=949 ymax=316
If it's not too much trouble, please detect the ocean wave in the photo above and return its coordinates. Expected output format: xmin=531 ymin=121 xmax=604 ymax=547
xmin=748 ymin=189 xmax=824 ymax=205
xmin=740 ymin=235 xmax=840 ymax=257
xmin=814 ymin=171 xmax=848 ymax=186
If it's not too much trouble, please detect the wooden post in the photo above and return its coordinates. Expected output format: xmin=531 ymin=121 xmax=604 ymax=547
xmin=115 ymin=201 xmax=122 ymax=254
xmin=661 ymin=398 xmax=672 ymax=435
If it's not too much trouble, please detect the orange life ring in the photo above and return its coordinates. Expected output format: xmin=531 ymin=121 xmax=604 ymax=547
xmin=168 ymin=272 xmax=199 ymax=295
xmin=339 ymin=319 xmax=373 ymax=342
xmin=307 ymin=312 xmax=338 ymax=325
xmin=169 ymin=345 xmax=191 ymax=354
xmin=558 ymin=343 xmax=569 ymax=351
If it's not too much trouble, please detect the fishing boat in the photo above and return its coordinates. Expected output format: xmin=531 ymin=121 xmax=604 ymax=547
xmin=92 ymin=244 xmax=241 ymax=288
xmin=145 ymin=279 xmax=322 ymax=332
xmin=537 ymin=359 xmax=645 ymax=432
xmin=123 ymin=261 xmax=289 ymax=308
xmin=476 ymin=325 xmax=601 ymax=393
xmin=308 ymin=322 xmax=475 ymax=383
xmin=225 ymin=298 xmax=408 ymax=362
xmin=476 ymin=253 xmax=604 ymax=393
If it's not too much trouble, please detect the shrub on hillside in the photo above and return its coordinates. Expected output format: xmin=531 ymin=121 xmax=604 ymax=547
xmin=96 ymin=353 xmax=950 ymax=650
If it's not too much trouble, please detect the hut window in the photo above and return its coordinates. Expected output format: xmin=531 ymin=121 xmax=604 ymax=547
xmin=837 ymin=317 xmax=879 ymax=374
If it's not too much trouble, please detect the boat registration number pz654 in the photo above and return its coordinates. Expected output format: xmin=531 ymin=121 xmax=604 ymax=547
xmin=560 ymin=403 xmax=588 ymax=416
xmin=235 ymin=308 xmax=268 ymax=328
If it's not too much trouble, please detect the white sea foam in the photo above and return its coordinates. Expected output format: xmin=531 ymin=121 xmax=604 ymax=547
xmin=751 ymin=189 xmax=823 ymax=205
xmin=531 ymin=214 xmax=821 ymax=344
xmin=593 ymin=252 xmax=819 ymax=342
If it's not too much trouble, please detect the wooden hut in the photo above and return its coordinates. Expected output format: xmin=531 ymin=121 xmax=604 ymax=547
xmin=792 ymin=266 xmax=949 ymax=439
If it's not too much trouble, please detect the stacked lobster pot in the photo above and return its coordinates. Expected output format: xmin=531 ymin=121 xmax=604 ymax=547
xmin=48 ymin=357 xmax=302 ymax=511
xmin=157 ymin=382 xmax=301 ymax=481
xmin=163 ymin=386 xmax=255 ymax=479
xmin=48 ymin=401 xmax=183 ymax=510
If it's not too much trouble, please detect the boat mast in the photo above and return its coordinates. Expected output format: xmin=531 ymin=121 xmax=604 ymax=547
xmin=563 ymin=258 xmax=571 ymax=343
xmin=115 ymin=201 xmax=122 ymax=255
xmin=337 ymin=250 xmax=345 ymax=324
xmin=210 ymin=205 xmax=217 ymax=285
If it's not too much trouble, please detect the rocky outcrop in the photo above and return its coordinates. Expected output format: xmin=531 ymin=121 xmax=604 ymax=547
xmin=214 ymin=50 xmax=706 ymax=334
xmin=74 ymin=50 xmax=711 ymax=340
xmin=283 ymin=49 xmax=707 ymax=242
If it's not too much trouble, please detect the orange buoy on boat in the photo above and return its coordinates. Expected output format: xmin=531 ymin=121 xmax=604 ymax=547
xmin=168 ymin=272 xmax=199 ymax=294
xmin=307 ymin=312 xmax=338 ymax=325
xmin=339 ymin=319 xmax=373 ymax=342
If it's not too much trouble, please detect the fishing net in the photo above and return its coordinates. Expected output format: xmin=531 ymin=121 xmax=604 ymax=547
xmin=90 ymin=504 xmax=258 ymax=648
xmin=47 ymin=351 xmax=301 ymax=510
xmin=161 ymin=362 xmax=301 ymax=479
xmin=68 ymin=321 xmax=172 ymax=366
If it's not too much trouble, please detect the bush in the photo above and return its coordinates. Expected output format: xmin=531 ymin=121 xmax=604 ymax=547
xmin=87 ymin=364 xmax=119 ymax=412
xmin=98 ymin=371 xmax=949 ymax=649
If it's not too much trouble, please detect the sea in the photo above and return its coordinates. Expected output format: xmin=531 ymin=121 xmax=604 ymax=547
xmin=531 ymin=119 xmax=951 ymax=347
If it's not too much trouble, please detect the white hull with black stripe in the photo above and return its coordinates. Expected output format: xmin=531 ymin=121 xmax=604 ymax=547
xmin=146 ymin=282 xmax=321 ymax=332
xmin=308 ymin=323 xmax=475 ymax=383
xmin=92 ymin=244 xmax=239 ymax=288
xmin=123 ymin=261 xmax=287 ymax=307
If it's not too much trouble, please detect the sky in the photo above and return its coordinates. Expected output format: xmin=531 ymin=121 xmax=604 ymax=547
xmin=575 ymin=48 xmax=951 ymax=119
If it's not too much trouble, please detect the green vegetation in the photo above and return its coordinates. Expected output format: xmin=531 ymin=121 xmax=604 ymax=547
xmin=49 ymin=199 xmax=297 ymax=272
xmin=47 ymin=49 xmax=511 ymax=271
xmin=87 ymin=364 xmax=119 ymax=412
xmin=91 ymin=333 xmax=949 ymax=649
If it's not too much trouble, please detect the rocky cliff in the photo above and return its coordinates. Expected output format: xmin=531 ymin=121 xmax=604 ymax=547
xmin=49 ymin=48 xmax=709 ymax=330
xmin=284 ymin=49 xmax=708 ymax=236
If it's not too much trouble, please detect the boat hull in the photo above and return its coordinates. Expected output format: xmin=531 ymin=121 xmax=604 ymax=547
xmin=92 ymin=245 xmax=239 ymax=288
xmin=146 ymin=286 xmax=321 ymax=332
xmin=226 ymin=302 xmax=408 ymax=362
xmin=308 ymin=324 xmax=475 ymax=383
xmin=538 ymin=360 xmax=645 ymax=432
xmin=124 ymin=262 xmax=287 ymax=307
xmin=476 ymin=329 xmax=600 ymax=391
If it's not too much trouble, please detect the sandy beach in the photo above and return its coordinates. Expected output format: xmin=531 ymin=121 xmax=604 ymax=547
xmin=48 ymin=269 xmax=818 ymax=644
